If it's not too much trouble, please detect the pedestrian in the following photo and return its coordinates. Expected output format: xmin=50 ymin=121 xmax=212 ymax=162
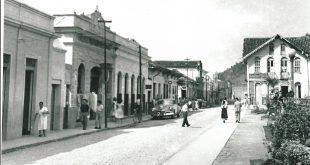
xmin=95 ymin=100 xmax=104 ymax=129
xmin=194 ymin=99 xmax=199 ymax=110
xmin=115 ymin=98 xmax=124 ymax=124
xmin=35 ymin=101 xmax=49 ymax=137
xmin=80 ymin=99 xmax=90 ymax=130
xmin=134 ymin=98 xmax=142 ymax=123
xmin=181 ymin=101 xmax=190 ymax=127
xmin=234 ymin=98 xmax=242 ymax=123
xmin=111 ymin=97 xmax=117 ymax=122
xmin=188 ymin=100 xmax=193 ymax=111
xmin=221 ymin=97 xmax=228 ymax=123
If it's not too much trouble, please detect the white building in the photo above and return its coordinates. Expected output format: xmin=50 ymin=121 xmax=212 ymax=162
xmin=242 ymin=34 xmax=310 ymax=106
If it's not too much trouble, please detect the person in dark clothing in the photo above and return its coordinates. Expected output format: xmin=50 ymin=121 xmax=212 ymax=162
xmin=182 ymin=101 xmax=190 ymax=127
xmin=80 ymin=99 xmax=90 ymax=130
xmin=221 ymin=97 xmax=228 ymax=123
xmin=134 ymin=98 xmax=142 ymax=123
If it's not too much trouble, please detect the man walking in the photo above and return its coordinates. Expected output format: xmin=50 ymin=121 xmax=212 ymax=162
xmin=182 ymin=101 xmax=190 ymax=127
xmin=135 ymin=98 xmax=142 ymax=123
xmin=80 ymin=99 xmax=90 ymax=130
xmin=234 ymin=98 xmax=242 ymax=123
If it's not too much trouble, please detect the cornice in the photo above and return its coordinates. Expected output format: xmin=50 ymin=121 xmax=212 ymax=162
xmin=5 ymin=17 xmax=58 ymax=38
xmin=70 ymin=41 xmax=116 ymax=58
xmin=7 ymin=0 xmax=54 ymax=20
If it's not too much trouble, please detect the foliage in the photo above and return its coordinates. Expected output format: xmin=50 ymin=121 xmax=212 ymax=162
xmin=272 ymin=100 xmax=310 ymax=149
xmin=272 ymin=140 xmax=310 ymax=165
xmin=267 ymin=88 xmax=282 ymax=116
xmin=266 ymin=77 xmax=279 ymax=88
xmin=218 ymin=62 xmax=246 ymax=85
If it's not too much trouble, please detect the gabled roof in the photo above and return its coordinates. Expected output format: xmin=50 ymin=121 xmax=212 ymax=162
xmin=152 ymin=60 xmax=202 ymax=69
xmin=242 ymin=34 xmax=310 ymax=60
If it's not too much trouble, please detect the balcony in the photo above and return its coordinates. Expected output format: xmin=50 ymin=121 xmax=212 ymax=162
xmin=249 ymin=73 xmax=267 ymax=79
xmin=267 ymin=72 xmax=277 ymax=79
xmin=280 ymin=72 xmax=290 ymax=80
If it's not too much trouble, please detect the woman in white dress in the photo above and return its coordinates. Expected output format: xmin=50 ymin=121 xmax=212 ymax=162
xmin=115 ymin=98 xmax=124 ymax=124
xmin=36 ymin=102 xmax=49 ymax=137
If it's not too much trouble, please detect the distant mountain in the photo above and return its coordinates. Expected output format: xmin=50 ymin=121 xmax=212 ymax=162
xmin=218 ymin=62 xmax=247 ymax=85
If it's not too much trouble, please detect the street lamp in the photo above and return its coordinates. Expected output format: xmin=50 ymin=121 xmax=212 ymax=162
xmin=185 ymin=58 xmax=190 ymax=99
xmin=98 ymin=17 xmax=112 ymax=129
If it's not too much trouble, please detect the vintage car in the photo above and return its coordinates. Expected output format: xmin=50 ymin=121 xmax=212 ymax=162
xmin=151 ymin=99 xmax=181 ymax=119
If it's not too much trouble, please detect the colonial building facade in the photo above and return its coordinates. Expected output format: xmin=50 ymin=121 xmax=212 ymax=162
xmin=53 ymin=9 xmax=150 ymax=127
xmin=3 ymin=0 xmax=66 ymax=140
xmin=242 ymin=34 xmax=310 ymax=106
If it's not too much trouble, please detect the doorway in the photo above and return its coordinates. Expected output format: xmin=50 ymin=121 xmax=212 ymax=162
xmin=181 ymin=89 xmax=186 ymax=98
xmin=63 ymin=85 xmax=70 ymax=129
xmin=281 ymin=86 xmax=288 ymax=97
xmin=2 ymin=54 xmax=10 ymax=139
xmin=255 ymin=83 xmax=262 ymax=105
xmin=51 ymin=84 xmax=61 ymax=130
xmin=22 ymin=70 xmax=35 ymax=135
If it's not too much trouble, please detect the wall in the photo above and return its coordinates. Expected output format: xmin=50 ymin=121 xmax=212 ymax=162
xmin=3 ymin=0 xmax=63 ymax=139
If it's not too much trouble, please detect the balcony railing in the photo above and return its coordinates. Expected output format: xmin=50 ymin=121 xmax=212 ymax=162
xmin=249 ymin=72 xmax=280 ymax=80
xmin=249 ymin=73 xmax=267 ymax=79
xmin=280 ymin=72 xmax=290 ymax=80
xmin=267 ymin=72 xmax=277 ymax=79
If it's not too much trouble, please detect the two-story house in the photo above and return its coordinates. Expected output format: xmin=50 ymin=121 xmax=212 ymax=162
xmin=242 ymin=34 xmax=310 ymax=106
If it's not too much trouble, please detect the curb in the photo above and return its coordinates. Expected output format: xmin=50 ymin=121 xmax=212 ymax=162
xmin=2 ymin=117 xmax=152 ymax=154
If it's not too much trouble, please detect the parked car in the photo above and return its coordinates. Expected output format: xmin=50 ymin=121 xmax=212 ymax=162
xmin=151 ymin=99 xmax=181 ymax=119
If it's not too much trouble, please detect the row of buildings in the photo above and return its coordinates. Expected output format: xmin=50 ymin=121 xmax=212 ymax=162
xmin=2 ymin=0 xmax=211 ymax=140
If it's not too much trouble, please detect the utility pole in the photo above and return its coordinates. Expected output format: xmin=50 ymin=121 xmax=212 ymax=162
xmin=98 ymin=17 xmax=112 ymax=129
xmin=139 ymin=45 xmax=142 ymax=118
xmin=185 ymin=58 xmax=190 ymax=99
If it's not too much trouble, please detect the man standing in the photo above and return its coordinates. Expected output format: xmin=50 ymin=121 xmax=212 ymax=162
xmin=234 ymin=98 xmax=242 ymax=123
xmin=182 ymin=101 xmax=190 ymax=127
xmin=95 ymin=100 xmax=104 ymax=129
xmin=80 ymin=99 xmax=90 ymax=130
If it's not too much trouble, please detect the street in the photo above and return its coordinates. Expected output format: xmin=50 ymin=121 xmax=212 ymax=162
xmin=2 ymin=106 xmax=244 ymax=165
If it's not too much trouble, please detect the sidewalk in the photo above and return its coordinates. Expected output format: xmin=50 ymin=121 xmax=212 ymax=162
xmin=212 ymin=110 xmax=268 ymax=165
xmin=2 ymin=115 xmax=152 ymax=154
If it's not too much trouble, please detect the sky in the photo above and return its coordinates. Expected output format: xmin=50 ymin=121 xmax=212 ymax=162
xmin=18 ymin=0 xmax=310 ymax=75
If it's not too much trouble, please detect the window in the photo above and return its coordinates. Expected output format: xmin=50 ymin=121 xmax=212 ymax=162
xmin=269 ymin=44 xmax=274 ymax=55
xmin=281 ymin=57 xmax=288 ymax=72
xmin=294 ymin=58 xmax=301 ymax=72
xmin=254 ymin=57 xmax=260 ymax=73
xmin=267 ymin=57 xmax=274 ymax=72
xmin=295 ymin=82 xmax=301 ymax=98
xmin=281 ymin=44 xmax=286 ymax=55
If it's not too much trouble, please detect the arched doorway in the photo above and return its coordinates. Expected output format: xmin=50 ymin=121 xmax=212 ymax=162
xmin=131 ymin=75 xmax=135 ymax=114
xmin=77 ymin=64 xmax=85 ymax=94
xmin=90 ymin=67 xmax=101 ymax=94
xmin=124 ymin=73 xmax=129 ymax=115
xmin=117 ymin=72 xmax=123 ymax=103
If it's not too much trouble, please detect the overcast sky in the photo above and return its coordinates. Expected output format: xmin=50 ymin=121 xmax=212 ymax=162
xmin=18 ymin=0 xmax=310 ymax=75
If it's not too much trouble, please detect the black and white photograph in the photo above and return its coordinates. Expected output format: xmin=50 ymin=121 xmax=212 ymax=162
xmin=1 ymin=0 xmax=310 ymax=164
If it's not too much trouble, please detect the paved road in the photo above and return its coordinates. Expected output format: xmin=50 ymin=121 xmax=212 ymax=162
xmin=2 ymin=106 xmax=244 ymax=165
